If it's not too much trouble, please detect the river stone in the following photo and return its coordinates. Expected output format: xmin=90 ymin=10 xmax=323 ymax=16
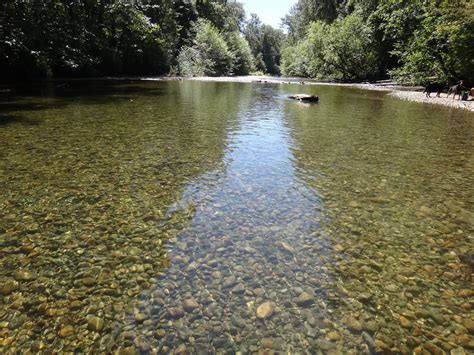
xmin=223 ymin=275 xmax=237 ymax=288
xmin=294 ymin=292 xmax=314 ymax=307
xmin=0 ymin=280 xmax=19 ymax=295
xmin=232 ymin=283 xmax=245 ymax=294
xmin=174 ymin=344 xmax=187 ymax=354
xmin=119 ymin=347 xmax=139 ymax=355
xmin=358 ymin=292 xmax=372 ymax=302
xmin=69 ymin=300 xmax=82 ymax=310
xmin=231 ymin=316 xmax=246 ymax=328
xmin=256 ymin=302 xmax=276 ymax=319
xmin=135 ymin=313 xmax=147 ymax=322
xmin=1 ymin=337 xmax=14 ymax=347
xmin=346 ymin=317 xmax=362 ymax=333
xmin=385 ymin=284 xmax=398 ymax=293
xmin=14 ymin=270 xmax=36 ymax=281
xmin=315 ymin=338 xmax=335 ymax=351
xmin=58 ymin=325 xmax=75 ymax=338
xmin=279 ymin=242 xmax=294 ymax=253
xmin=464 ymin=319 xmax=474 ymax=333
xmin=261 ymin=338 xmax=273 ymax=348
xmin=87 ymin=316 xmax=104 ymax=332
xmin=168 ymin=307 xmax=185 ymax=318
xmin=400 ymin=316 xmax=412 ymax=328
xmin=82 ymin=277 xmax=96 ymax=287
xmin=326 ymin=331 xmax=341 ymax=341
xmin=156 ymin=329 xmax=166 ymax=337
xmin=183 ymin=299 xmax=199 ymax=312
xmin=424 ymin=342 xmax=444 ymax=355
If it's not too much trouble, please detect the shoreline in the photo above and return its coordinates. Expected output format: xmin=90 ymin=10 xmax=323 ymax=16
xmin=184 ymin=75 xmax=474 ymax=112
xmin=2 ymin=75 xmax=473 ymax=112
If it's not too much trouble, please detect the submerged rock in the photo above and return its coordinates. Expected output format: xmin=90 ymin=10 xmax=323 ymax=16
xmin=256 ymin=302 xmax=276 ymax=319
xmin=183 ymin=299 xmax=199 ymax=312
xmin=87 ymin=316 xmax=104 ymax=332
xmin=294 ymin=292 xmax=314 ymax=307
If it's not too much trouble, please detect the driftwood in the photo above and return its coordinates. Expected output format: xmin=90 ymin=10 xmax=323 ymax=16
xmin=288 ymin=94 xmax=319 ymax=102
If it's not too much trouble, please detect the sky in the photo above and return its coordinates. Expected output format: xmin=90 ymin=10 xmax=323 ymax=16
xmin=240 ymin=0 xmax=296 ymax=29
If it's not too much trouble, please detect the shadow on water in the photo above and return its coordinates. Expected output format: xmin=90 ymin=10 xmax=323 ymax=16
xmin=0 ymin=114 xmax=41 ymax=126
xmin=0 ymin=81 xmax=168 ymax=126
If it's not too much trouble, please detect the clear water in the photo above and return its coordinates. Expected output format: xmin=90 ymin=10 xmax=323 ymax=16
xmin=0 ymin=81 xmax=473 ymax=353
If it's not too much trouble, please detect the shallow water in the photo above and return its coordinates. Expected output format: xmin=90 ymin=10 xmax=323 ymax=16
xmin=0 ymin=80 xmax=473 ymax=353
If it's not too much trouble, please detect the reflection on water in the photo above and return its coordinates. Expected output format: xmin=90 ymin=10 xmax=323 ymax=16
xmin=0 ymin=81 xmax=473 ymax=353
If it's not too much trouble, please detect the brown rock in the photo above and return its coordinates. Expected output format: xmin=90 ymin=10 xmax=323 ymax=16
xmin=167 ymin=307 xmax=184 ymax=318
xmin=458 ymin=289 xmax=473 ymax=297
xmin=375 ymin=340 xmax=391 ymax=352
xmin=400 ymin=316 xmax=412 ymax=328
xmin=183 ymin=299 xmax=199 ymax=312
xmin=346 ymin=317 xmax=362 ymax=333
xmin=463 ymin=319 xmax=474 ymax=333
xmin=58 ymin=325 xmax=75 ymax=338
xmin=175 ymin=344 xmax=187 ymax=354
xmin=87 ymin=316 xmax=104 ymax=332
xmin=0 ymin=280 xmax=19 ymax=295
xmin=256 ymin=302 xmax=276 ymax=319
xmin=423 ymin=342 xmax=444 ymax=355
xmin=261 ymin=338 xmax=273 ymax=349
xmin=326 ymin=331 xmax=341 ymax=341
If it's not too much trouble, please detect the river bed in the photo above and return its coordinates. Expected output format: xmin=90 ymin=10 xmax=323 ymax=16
xmin=0 ymin=80 xmax=473 ymax=353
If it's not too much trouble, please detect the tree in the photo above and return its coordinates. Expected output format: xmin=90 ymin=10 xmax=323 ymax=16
xmin=282 ymin=14 xmax=379 ymax=81
xmin=244 ymin=14 xmax=284 ymax=74
xmin=178 ymin=19 xmax=232 ymax=76
xmin=387 ymin=0 xmax=474 ymax=84
xmin=225 ymin=32 xmax=255 ymax=75
xmin=260 ymin=25 xmax=284 ymax=75
xmin=244 ymin=14 xmax=266 ymax=72
xmin=283 ymin=0 xmax=342 ymax=40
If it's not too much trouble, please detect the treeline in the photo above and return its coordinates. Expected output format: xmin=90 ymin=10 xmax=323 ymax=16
xmin=281 ymin=0 xmax=474 ymax=84
xmin=0 ymin=0 xmax=283 ymax=80
xmin=1 ymin=1 xmax=473 ymax=84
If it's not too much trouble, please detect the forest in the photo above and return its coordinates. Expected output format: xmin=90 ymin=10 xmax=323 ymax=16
xmin=1 ymin=0 xmax=473 ymax=84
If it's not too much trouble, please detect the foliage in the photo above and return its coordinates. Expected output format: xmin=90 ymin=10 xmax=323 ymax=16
xmin=244 ymin=14 xmax=284 ymax=75
xmin=225 ymin=32 xmax=256 ymax=75
xmin=282 ymin=14 xmax=378 ymax=82
xmin=281 ymin=0 xmax=474 ymax=84
xmin=178 ymin=19 xmax=232 ymax=76
xmin=1 ymin=0 xmax=472 ymax=84
xmin=387 ymin=1 xmax=474 ymax=84
xmin=283 ymin=0 xmax=340 ymax=39
xmin=0 ymin=0 xmax=257 ymax=80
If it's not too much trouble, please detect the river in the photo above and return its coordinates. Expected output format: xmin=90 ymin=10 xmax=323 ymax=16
xmin=0 ymin=80 xmax=473 ymax=353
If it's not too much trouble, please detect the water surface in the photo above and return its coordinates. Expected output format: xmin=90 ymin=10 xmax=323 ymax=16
xmin=0 ymin=81 xmax=473 ymax=353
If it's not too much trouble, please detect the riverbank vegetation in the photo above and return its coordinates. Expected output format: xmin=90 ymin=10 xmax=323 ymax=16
xmin=1 ymin=0 xmax=473 ymax=84
xmin=281 ymin=0 xmax=474 ymax=84
xmin=0 ymin=0 xmax=282 ymax=80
